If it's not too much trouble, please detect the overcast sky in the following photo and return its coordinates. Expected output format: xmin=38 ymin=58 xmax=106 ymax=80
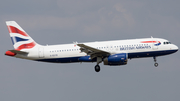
xmin=0 ymin=0 xmax=180 ymax=101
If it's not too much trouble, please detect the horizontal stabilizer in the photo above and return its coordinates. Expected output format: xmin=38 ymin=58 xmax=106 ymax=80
xmin=9 ymin=50 xmax=28 ymax=54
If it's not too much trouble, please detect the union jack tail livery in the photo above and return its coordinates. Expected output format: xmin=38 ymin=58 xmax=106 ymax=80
xmin=6 ymin=21 xmax=37 ymax=50
xmin=5 ymin=21 xmax=41 ymax=57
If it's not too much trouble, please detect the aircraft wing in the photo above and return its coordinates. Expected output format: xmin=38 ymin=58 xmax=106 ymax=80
xmin=77 ymin=43 xmax=110 ymax=59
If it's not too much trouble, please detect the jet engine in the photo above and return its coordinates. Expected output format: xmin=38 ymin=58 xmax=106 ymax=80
xmin=103 ymin=53 xmax=128 ymax=66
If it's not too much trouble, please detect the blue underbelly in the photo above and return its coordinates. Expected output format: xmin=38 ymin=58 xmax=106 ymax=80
xmin=128 ymin=50 xmax=178 ymax=58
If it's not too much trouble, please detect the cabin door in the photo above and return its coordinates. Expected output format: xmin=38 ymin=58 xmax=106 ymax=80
xmin=38 ymin=47 xmax=44 ymax=58
xmin=152 ymin=40 xmax=158 ymax=50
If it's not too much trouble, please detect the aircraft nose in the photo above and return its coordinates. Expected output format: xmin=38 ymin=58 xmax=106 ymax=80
xmin=173 ymin=44 xmax=178 ymax=51
xmin=175 ymin=45 xmax=178 ymax=50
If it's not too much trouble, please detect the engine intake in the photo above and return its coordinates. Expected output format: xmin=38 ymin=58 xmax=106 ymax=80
xmin=103 ymin=53 xmax=128 ymax=66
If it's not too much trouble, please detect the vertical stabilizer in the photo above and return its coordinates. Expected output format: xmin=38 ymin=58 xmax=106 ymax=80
xmin=6 ymin=21 xmax=38 ymax=50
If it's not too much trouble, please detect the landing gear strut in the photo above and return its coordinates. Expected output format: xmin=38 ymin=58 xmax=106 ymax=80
xmin=94 ymin=57 xmax=102 ymax=72
xmin=153 ymin=56 xmax=158 ymax=67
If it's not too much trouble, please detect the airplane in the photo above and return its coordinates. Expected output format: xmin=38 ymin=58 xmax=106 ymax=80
xmin=5 ymin=21 xmax=178 ymax=72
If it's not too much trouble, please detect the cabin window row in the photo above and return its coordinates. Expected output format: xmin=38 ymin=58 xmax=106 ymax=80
xmin=96 ymin=44 xmax=149 ymax=49
xmin=50 ymin=49 xmax=79 ymax=53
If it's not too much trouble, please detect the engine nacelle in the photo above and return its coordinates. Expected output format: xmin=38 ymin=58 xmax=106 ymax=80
xmin=103 ymin=53 xmax=128 ymax=66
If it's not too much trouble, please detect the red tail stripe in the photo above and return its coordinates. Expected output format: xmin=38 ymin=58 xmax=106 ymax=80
xmin=16 ymin=42 xmax=36 ymax=50
xmin=7 ymin=26 xmax=29 ymax=37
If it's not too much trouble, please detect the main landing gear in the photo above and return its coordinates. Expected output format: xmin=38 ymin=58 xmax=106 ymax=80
xmin=153 ymin=56 xmax=158 ymax=67
xmin=94 ymin=57 xmax=102 ymax=72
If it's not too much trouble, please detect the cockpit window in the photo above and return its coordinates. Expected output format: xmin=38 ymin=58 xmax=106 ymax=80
xmin=164 ymin=41 xmax=171 ymax=45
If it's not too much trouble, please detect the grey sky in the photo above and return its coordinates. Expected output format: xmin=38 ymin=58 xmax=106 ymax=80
xmin=0 ymin=0 xmax=180 ymax=101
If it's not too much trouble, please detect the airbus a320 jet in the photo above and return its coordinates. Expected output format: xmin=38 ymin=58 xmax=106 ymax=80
xmin=5 ymin=21 xmax=178 ymax=72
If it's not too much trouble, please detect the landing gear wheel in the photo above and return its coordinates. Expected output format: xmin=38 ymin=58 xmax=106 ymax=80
xmin=153 ymin=57 xmax=158 ymax=67
xmin=154 ymin=63 xmax=158 ymax=67
xmin=95 ymin=65 xmax=100 ymax=72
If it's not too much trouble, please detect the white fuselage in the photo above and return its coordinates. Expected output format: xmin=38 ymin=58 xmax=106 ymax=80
xmin=16 ymin=38 xmax=178 ymax=63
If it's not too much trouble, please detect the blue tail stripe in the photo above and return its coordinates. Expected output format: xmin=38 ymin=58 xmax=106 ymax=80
xmin=15 ymin=37 xmax=29 ymax=42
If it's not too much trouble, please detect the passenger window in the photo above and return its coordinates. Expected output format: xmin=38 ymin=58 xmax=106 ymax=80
xmin=166 ymin=42 xmax=169 ymax=44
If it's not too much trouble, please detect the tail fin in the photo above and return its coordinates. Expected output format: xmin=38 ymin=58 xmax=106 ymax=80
xmin=6 ymin=21 xmax=37 ymax=50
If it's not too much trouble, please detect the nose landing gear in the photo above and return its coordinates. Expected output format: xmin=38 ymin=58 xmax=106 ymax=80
xmin=154 ymin=62 xmax=158 ymax=67
xmin=153 ymin=56 xmax=158 ymax=67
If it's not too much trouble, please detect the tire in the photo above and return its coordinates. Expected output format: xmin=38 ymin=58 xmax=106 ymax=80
xmin=154 ymin=63 xmax=158 ymax=67
xmin=95 ymin=65 xmax=100 ymax=72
